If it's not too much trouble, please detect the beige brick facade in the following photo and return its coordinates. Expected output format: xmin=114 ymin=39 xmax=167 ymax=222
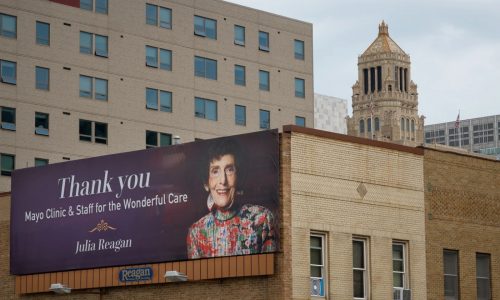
xmin=424 ymin=148 xmax=500 ymax=300
xmin=285 ymin=126 xmax=426 ymax=299
xmin=0 ymin=0 xmax=313 ymax=192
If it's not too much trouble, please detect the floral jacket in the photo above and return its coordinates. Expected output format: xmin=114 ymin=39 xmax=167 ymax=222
xmin=186 ymin=204 xmax=276 ymax=259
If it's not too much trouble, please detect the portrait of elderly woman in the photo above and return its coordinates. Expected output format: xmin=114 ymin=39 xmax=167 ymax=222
xmin=186 ymin=140 xmax=277 ymax=259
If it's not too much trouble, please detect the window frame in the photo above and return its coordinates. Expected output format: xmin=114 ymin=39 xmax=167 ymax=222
xmin=34 ymin=158 xmax=49 ymax=167
xmin=35 ymin=112 xmax=49 ymax=136
xmin=443 ymin=249 xmax=460 ymax=300
xmin=194 ymin=97 xmax=217 ymax=121
xmin=80 ymin=31 xmax=108 ymax=58
xmin=258 ymin=31 xmax=269 ymax=51
xmin=79 ymin=119 xmax=108 ymax=144
xmin=294 ymin=39 xmax=304 ymax=60
xmin=146 ymin=130 xmax=172 ymax=149
xmin=0 ymin=153 xmax=15 ymax=176
xmin=234 ymin=64 xmax=246 ymax=86
xmin=295 ymin=116 xmax=305 ymax=127
xmin=1 ymin=106 xmax=16 ymax=131
xmin=194 ymin=56 xmax=217 ymax=80
xmin=234 ymin=25 xmax=245 ymax=46
xmin=476 ymin=253 xmax=491 ymax=300
xmin=295 ymin=77 xmax=305 ymax=98
xmin=146 ymin=4 xmax=172 ymax=29
xmin=0 ymin=13 xmax=17 ymax=38
xmin=353 ymin=238 xmax=368 ymax=300
xmin=79 ymin=75 xmax=107 ymax=101
xmin=146 ymin=88 xmax=172 ymax=112
xmin=35 ymin=66 xmax=50 ymax=90
xmin=0 ymin=59 xmax=17 ymax=85
xmin=392 ymin=241 xmax=409 ymax=299
xmin=259 ymin=70 xmax=270 ymax=91
xmin=259 ymin=109 xmax=270 ymax=129
xmin=235 ymin=105 xmax=246 ymax=126
xmin=194 ymin=15 xmax=217 ymax=39
xmin=36 ymin=21 xmax=50 ymax=46
xmin=310 ymin=233 xmax=326 ymax=297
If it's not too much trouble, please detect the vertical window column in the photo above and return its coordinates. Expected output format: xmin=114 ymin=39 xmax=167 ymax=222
xmin=310 ymin=233 xmax=326 ymax=297
xmin=476 ymin=253 xmax=491 ymax=300
xmin=353 ymin=238 xmax=367 ymax=299
xmin=393 ymin=242 xmax=408 ymax=300
xmin=443 ymin=250 xmax=459 ymax=300
xmin=363 ymin=69 xmax=368 ymax=95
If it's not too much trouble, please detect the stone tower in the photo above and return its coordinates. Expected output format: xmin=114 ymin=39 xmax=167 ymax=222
xmin=347 ymin=21 xmax=424 ymax=146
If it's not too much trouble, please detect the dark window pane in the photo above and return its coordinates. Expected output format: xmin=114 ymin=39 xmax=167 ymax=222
xmin=260 ymin=110 xmax=270 ymax=129
xmin=235 ymin=65 xmax=245 ymax=86
xmin=35 ymin=112 xmax=49 ymax=135
xmin=205 ymin=18 xmax=216 ymax=39
xmin=146 ymin=130 xmax=158 ymax=147
xmin=94 ymin=122 xmax=107 ymax=144
xmin=146 ymin=88 xmax=158 ymax=110
xmin=294 ymin=39 xmax=304 ymax=60
xmin=36 ymin=21 xmax=50 ymax=45
xmin=79 ymin=75 xmax=92 ymax=98
xmin=79 ymin=120 xmax=92 ymax=141
xmin=195 ymin=98 xmax=205 ymax=118
xmin=1 ymin=60 xmax=17 ymax=84
xmin=352 ymin=240 xmax=364 ymax=268
xmin=159 ymin=90 xmax=172 ymax=112
xmin=159 ymin=133 xmax=171 ymax=146
xmin=80 ymin=31 xmax=93 ymax=54
xmin=234 ymin=25 xmax=245 ymax=45
xmin=206 ymin=59 xmax=217 ymax=80
xmin=159 ymin=49 xmax=172 ymax=70
xmin=35 ymin=67 xmax=49 ymax=90
xmin=310 ymin=248 xmax=322 ymax=265
xmin=95 ymin=0 xmax=108 ymax=14
xmin=1 ymin=154 xmax=15 ymax=176
xmin=159 ymin=7 xmax=172 ymax=29
xmin=80 ymin=0 xmax=93 ymax=11
xmin=1 ymin=107 xmax=16 ymax=130
xmin=295 ymin=116 xmax=305 ymax=127
xmin=259 ymin=70 xmax=269 ymax=91
xmin=146 ymin=46 xmax=158 ymax=67
xmin=95 ymin=35 xmax=108 ymax=57
xmin=259 ymin=31 xmax=269 ymax=51
xmin=353 ymin=270 xmax=364 ymax=298
xmin=295 ymin=78 xmax=305 ymax=97
xmin=235 ymin=105 xmax=246 ymax=126
xmin=0 ymin=14 xmax=17 ymax=38
xmin=35 ymin=158 xmax=48 ymax=167
xmin=194 ymin=56 xmax=205 ymax=77
xmin=205 ymin=99 xmax=217 ymax=121
xmin=94 ymin=78 xmax=107 ymax=100
xmin=194 ymin=16 xmax=205 ymax=36
xmin=146 ymin=4 xmax=158 ymax=26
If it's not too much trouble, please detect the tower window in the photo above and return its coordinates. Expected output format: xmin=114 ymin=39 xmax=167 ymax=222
xmin=375 ymin=117 xmax=380 ymax=131
xmin=363 ymin=69 xmax=369 ymax=95
xmin=377 ymin=66 xmax=382 ymax=91
xmin=370 ymin=67 xmax=375 ymax=93
xmin=359 ymin=119 xmax=365 ymax=134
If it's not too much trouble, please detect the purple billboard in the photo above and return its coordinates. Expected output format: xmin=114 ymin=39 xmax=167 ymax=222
xmin=10 ymin=130 xmax=279 ymax=275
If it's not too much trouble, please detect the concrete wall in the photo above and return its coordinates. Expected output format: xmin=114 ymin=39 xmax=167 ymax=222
xmin=0 ymin=0 xmax=314 ymax=192
xmin=424 ymin=148 xmax=500 ymax=300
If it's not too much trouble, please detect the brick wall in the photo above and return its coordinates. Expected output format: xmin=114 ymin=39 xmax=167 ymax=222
xmin=424 ymin=149 xmax=500 ymax=300
xmin=288 ymin=131 xmax=426 ymax=299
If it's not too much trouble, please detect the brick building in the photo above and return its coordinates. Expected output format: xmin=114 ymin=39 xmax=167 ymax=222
xmin=423 ymin=145 xmax=500 ymax=300
xmin=1 ymin=126 xmax=428 ymax=299
xmin=0 ymin=0 xmax=313 ymax=192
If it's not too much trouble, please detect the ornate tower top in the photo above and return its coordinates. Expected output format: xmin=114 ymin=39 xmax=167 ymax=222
xmin=346 ymin=22 xmax=424 ymax=146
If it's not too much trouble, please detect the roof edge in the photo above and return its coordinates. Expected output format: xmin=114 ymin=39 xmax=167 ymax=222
xmin=283 ymin=125 xmax=423 ymax=155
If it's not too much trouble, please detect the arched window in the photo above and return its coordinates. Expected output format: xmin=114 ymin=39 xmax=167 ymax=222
xmin=375 ymin=117 xmax=380 ymax=131
xmin=401 ymin=118 xmax=405 ymax=131
xmin=367 ymin=118 xmax=372 ymax=132
xmin=359 ymin=119 xmax=365 ymax=134
xmin=411 ymin=119 xmax=415 ymax=132
xmin=406 ymin=118 xmax=410 ymax=132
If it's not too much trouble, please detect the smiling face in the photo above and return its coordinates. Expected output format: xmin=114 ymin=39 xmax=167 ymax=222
xmin=206 ymin=154 xmax=237 ymax=209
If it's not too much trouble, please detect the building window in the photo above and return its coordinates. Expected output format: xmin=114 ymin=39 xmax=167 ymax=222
xmin=476 ymin=253 xmax=491 ymax=300
xmin=443 ymin=250 xmax=459 ymax=300
xmin=294 ymin=39 xmax=304 ymax=60
xmin=0 ymin=13 xmax=16 ymax=38
xmin=35 ymin=112 xmax=49 ymax=136
xmin=0 ymin=153 xmax=14 ymax=176
xmin=35 ymin=66 xmax=49 ymax=90
xmin=34 ymin=158 xmax=48 ymax=167
xmin=194 ymin=15 xmax=216 ymax=39
xmin=145 ymin=46 xmax=172 ymax=71
xmin=1 ymin=106 xmax=16 ymax=131
xmin=359 ymin=119 xmax=365 ymax=134
xmin=80 ymin=0 xmax=107 ymax=14
xmin=79 ymin=119 xmax=108 ymax=144
xmin=406 ymin=118 xmax=410 ymax=132
xmin=310 ymin=233 xmax=326 ymax=297
xmin=79 ymin=75 xmax=108 ymax=100
xmin=259 ymin=109 xmax=270 ymax=129
xmin=235 ymin=105 xmax=246 ymax=126
xmin=367 ymin=118 xmax=372 ymax=132
xmin=363 ymin=68 xmax=369 ymax=94
xmin=259 ymin=31 xmax=269 ymax=51
xmin=146 ymin=130 xmax=171 ymax=148
xmin=353 ymin=238 xmax=367 ymax=299
xmin=473 ymin=123 xmax=494 ymax=144
xmin=234 ymin=65 xmax=246 ymax=86
xmin=259 ymin=70 xmax=270 ymax=91
xmin=0 ymin=60 xmax=16 ymax=84
xmin=36 ymin=21 xmax=50 ymax=45
xmin=80 ymin=32 xmax=108 ymax=57
xmin=145 ymin=4 xmax=172 ymax=29
xmin=194 ymin=56 xmax=217 ymax=80
xmin=146 ymin=88 xmax=172 ymax=112
xmin=295 ymin=78 xmax=305 ymax=98
xmin=234 ymin=25 xmax=245 ymax=46
xmin=375 ymin=117 xmax=380 ymax=131
xmin=393 ymin=242 xmax=407 ymax=299
xmin=295 ymin=116 xmax=305 ymax=127
xmin=194 ymin=97 xmax=217 ymax=121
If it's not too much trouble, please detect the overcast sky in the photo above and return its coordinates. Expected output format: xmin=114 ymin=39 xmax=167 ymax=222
xmin=226 ymin=0 xmax=500 ymax=124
